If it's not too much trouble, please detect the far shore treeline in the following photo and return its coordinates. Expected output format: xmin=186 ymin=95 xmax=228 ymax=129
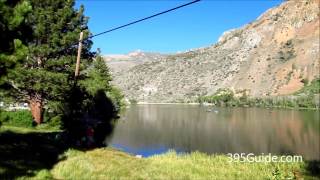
xmin=196 ymin=79 xmax=320 ymax=109
xmin=0 ymin=0 xmax=124 ymax=142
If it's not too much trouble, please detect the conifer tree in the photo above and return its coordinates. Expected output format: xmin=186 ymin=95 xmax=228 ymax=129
xmin=6 ymin=0 xmax=94 ymax=124
xmin=0 ymin=0 xmax=31 ymax=78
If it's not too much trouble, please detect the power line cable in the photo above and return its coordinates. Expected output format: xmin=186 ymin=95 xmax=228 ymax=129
xmin=87 ymin=0 xmax=201 ymax=40
xmin=56 ymin=0 xmax=201 ymax=54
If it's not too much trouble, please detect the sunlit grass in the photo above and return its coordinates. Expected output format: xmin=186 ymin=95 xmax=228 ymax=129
xmin=51 ymin=148 xmax=313 ymax=180
xmin=52 ymin=148 xmax=146 ymax=180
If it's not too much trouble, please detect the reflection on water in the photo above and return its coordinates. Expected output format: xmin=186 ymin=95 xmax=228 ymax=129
xmin=107 ymin=105 xmax=320 ymax=159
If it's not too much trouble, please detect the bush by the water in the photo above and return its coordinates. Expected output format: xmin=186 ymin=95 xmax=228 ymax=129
xmin=197 ymin=79 xmax=320 ymax=109
xmin=106 ymin=87 xmax=126 ymax=112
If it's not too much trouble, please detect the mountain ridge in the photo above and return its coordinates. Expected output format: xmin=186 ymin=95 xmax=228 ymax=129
xmin=105 ymin=0 xmax=320 ymax=103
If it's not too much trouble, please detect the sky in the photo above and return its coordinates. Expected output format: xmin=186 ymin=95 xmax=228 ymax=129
xmin=75 ymin=0 xmax=282 ymax=55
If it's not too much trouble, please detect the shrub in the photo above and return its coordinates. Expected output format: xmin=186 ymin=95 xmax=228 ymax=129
xmin=198 ymin=89 xmax=235 ymax=106
xmin=129 ymin=99 xmax=138 ymax=104
xmin=42 ymin=114 xmax=63 ymax=130
xmin=302 ymin=79 xmax=319 ymax=94
xmin=107 ymin=86 xmax=126 ymax=111
xmin=301 ymin=78 xmax=309 ymax=85
xmin=278 ymin=40 xmax=296 ymax=63
xmin=41 ymin=109 xmax=64 ymax=130
xmin=0 ymin=110 xmax=33 ymax=127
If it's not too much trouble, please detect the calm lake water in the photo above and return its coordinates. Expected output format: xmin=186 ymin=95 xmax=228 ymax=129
xmin=107 ymin=104 xmax=320 ymax=159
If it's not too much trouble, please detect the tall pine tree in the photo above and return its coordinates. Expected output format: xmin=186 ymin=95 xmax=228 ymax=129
xmin=6 ymin=0 xmax=94 ymax=124
xmin=0 ymin=0 xmax=31 ymax=78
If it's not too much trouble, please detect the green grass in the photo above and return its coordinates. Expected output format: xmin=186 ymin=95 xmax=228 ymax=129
xmin=0 ymin=109 xmax=63 ymax=130
xmin=0 ymin=110 xmax=33 ymax=128
xmin=1 ymin=126 xmax=319 ymax=180
xmin=0 ymin=125 xmax=60 ymax=133
xmin=51 ymin=148 xmax=317 ymax=180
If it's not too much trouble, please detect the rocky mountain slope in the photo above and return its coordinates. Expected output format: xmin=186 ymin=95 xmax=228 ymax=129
xmin=106 ymin=0 xmax=320 ymax=103
xmin=105 ymin=50 xmax=167 ymax=76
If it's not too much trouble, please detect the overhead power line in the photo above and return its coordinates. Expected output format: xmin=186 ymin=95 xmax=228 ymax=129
xmin=88 ymin=0 xmax=201 ymax=40
xmin=70 ymin=0 xmax=200 ymax=77
xmin=52 ymin=0 xmax=201 ymax=57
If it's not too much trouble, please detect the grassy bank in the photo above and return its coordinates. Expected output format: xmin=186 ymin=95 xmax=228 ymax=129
xmin=51 ymin=148 xmax=317 ymax=180
xmin=1 ymin=126 xmax=319 ymax=180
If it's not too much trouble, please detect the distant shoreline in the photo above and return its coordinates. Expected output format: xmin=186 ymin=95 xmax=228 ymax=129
xmin=132 ymin=102 xmax=319 ymax=110
xmin=137 ymin=102 xmax=201 ymax=105
xmin=136 ymin=102 xmax=213 ymax=105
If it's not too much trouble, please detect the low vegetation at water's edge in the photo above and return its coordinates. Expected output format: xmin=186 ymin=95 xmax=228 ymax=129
xmin=197 ymin=79 xmax=320 ymax=109
xmin=46 ymin=148 xmax=318 ymax=180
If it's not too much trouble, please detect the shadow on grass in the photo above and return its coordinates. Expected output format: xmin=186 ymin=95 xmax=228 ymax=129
xmin=305 ymin=160 xmax=320 ymax=178
xmin=0 ymin=130 xmax=67 ymax=179
xmin=0 ymin=85 xmax=118 ymax=179
xmin=0 ymin=89 xmax=119 ymax=179
xmin=0 ymin=121 xmax=117 ymax=179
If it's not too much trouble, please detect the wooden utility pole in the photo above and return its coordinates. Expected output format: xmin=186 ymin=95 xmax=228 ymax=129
xmin=75 ymin=31 xmax=84 ymax=77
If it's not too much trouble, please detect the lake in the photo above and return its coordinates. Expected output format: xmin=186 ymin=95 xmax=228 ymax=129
xmin=107 ymin=104 xmax=320 ymax=159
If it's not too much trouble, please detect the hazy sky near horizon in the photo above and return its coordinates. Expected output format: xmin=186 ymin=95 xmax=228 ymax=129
xmin=75 ymin=0 xmax=282 ymax=55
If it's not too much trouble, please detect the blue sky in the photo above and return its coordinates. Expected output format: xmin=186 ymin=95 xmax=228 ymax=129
xmin=75 ymin=0 xmax=282 ymax=55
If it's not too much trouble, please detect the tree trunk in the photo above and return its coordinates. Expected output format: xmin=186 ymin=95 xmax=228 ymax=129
xmin=29 ymin=97 xmax=43 ymax=124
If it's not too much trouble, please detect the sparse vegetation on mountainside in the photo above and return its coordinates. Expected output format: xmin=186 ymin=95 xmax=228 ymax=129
xmin=106 ymin=0 xmax=319 ymax=104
